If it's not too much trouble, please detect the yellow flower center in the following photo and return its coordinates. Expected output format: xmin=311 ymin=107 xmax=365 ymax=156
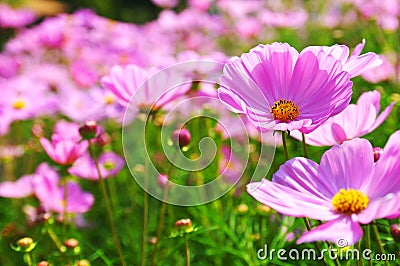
xmin=12 ymin=99 xmax=26 ymax=109
xmin=104 ymin=95 xmax=115 ymax=105
xmin=331 ymin=189 xmax=369 ymax=215
xmin=103 ymin=161 xmax=115 ymax=170
xmin=270 ymin=99 xmax=300 ymax=121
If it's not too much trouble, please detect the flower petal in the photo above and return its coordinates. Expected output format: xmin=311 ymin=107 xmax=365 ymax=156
xmin=297 ymin=216 xmax=363 ymax=246
xmin=319 ymin=138 xmax=374 ymax=191
xmin=273 ymin=157 xmax=335 ymax=199
xmin=357 ymin=192 xmax=400 ymax=224
xmin=247 ymin=180 xmax=338 ymax=221
xmin=369 ymin=131 xmax=400 ymax=197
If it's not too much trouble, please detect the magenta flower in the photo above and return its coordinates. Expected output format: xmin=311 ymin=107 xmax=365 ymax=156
xmin=0 ymin=163 xmax=94 ymax=215
xmin=68 ymin=152 xmax=125 ymax=180
xmin=303 ymin=39 xmax=382 ymax=78
xmin=290 ymin=90 xmax=395 ymax=146
xmin=101 ymin=64 xmax=190 ymax=110
xmin=218 ymin=42 xmax=353 ymax=133
xmin=33 ymin=163 xmax=94 ymax=214
xmin=0 ymin=174 xmax=36 ymax=198
xmin=40 ymin=134 xmax=88 ymax=165
xmin=151 ymin=0 xmax=178 ymax=8
xmin=247 ymin=133 xmax=400 ymax=245
xmin=0 ymin=3 xmax=36 ymax=29
xmin=361 ymin=54 xmax=396 ymax=83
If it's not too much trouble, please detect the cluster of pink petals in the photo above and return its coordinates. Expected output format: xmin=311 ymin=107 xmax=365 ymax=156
xmin=361 ymin=54 xmax=397 ymax=83
xmin=247 ymin=133 xmax=400 ymax=245
xmin=151 ymin=0 xmax=178 ymax=9
xmin=290 ymin=91 xmax=395 ymax=146
xmin=39 ymin=121 xmax=87 ymax=165
xmin=40 ymin=134 xmax=88 ymax=166
xmin=218 ymin=42 xmax=353 ymax=133
xmin=101 ymin=64 xmax=191 ymax=111
xmin=303 ymin=39 xmax=382 ymax=78
xmin=352 ymin=0 xmax=400 ymax=31
xmin=0 ymin=163 xmax=94 ymax=215
xmin=0 ymin=3 xmax=36 ymax=28
xmin=68 ymin=152 xmax=125 ymax=180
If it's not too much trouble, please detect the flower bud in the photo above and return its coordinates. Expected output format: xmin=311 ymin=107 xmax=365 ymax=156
xmin=148 ymin=236 xmax=158 ymax=245
xmin=14 ymin=237 xmax=36 ymax=252
xmin=79 ymin=121 xmax=98 ymax=140
xmin=175 ymin=218 xmax=192 ymax=230
xmin=390 ymin=224 xmax=400 ymax=242
xmin=157 ymin=174 xmax=169 ymax=188
xmin=17 ymin=237 xmax=34 ymax=249
xmin=257 ymin=204 xmax=271 ymax=215
xmin=64 ymin=238 xmax=79 ymax=249
xmin=236 ymin=203 xmax=249 ymax=214
xmin=373 ymin=147 xmax=382 ymax=162
xmin=37 ymin=261 xmax=50 ymax=266
xmin=93 ymin=132 xmax=111 ymax=146
xmin=171 ymin=128 xmax=191 ymax=148
xmin=76 ymin=260 xmax=91 ymax=266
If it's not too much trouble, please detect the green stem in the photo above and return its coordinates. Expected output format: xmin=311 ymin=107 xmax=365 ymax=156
xmin=150 ymin=151 xmax=177 ymax=266
xmin=281 ymin=131 xmax=289 ymax=161
xmin=282 ymin=132 xmax=328 ymax=264
xmin=63 ymin=177 xmax=68 ymax=226
xmin=47 ymin=226 xmax=65 ymax=253
xmin=141 ymin=156 xmax=149 ymax=266
xmin=184 ymin=234 xmax=190 ymax=266
xmin=372 ymin=222 xmax=389 ymax=266
xmin=23 ymin=253 xmax=33 ymax=266
xmin=356 ymin=241 xmax=362 ymax=266
xmin=365 ymin=224 xmax=372 ymax=266
xmin=89 ymin=144 xmax=126 ymax=266
xmin=301 ymin=133 xmax=309 ymax=158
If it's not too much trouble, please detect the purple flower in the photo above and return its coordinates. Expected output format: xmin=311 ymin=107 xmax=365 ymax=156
xmin=40 ymin=134 xmax=88 ymax=165
xmin=290 ymin=90 xmax=395 ymax=146
xmin=68 ymin=152 xmax=125 ymax=180
xmin=218 ymin=42 xmax=353 ymax=133
xmin=247 ymin=133 xmax=400 ymax=246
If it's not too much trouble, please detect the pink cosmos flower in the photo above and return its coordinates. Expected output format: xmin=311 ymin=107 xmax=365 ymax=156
xmin=361 ymin=54 xmax=396 ymax=83
xmin=290 ymin=90 xmax=395 ymax=146
xmin=40 ymin=134 xmax=88 ymax=165
xmin=247 ymin=134 xmax=400 ymax=246
xmin=218 ymin=42 xmax=353 ymax=133
xmin=303 ymin=39 xmax=382 ymax=78
xmin=0 ymin=3 xmax=36 ymax=28
xmin=101 ymin=64 xmax=190 ymax=110
xmin=33 ymin=163 xmax=94 ymax=214
xmin=68 ymin=152 xmax=125 ymax=180
xmin=0 ymin=163 xmax=94 ymax=215
xmin=189 ymin=0 xmax=213 ymax=11
xmin=151 ymin=0 xmax=178 ymax=8
xmin=0 ymin=174 xmax=36 ymax=198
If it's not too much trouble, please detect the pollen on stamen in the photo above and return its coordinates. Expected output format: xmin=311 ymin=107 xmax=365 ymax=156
xmin=270 ymin=99 xmax=300 ymax=121
xmin=331 ymin=188 xmax=369 ymax=215
xmin=12 ymin=99 xmax=26 ymax=110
